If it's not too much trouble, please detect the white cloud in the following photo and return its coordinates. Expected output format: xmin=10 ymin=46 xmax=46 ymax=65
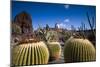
xmin=64 ymin=5 xmax=69 ymax=9
xmin=55 ymin=18 xmax=70 ymax=29
xmin=56 ymin=23 xmax=66 ymax=29
xmin=64 ymin=18 xmax=70 ymax=23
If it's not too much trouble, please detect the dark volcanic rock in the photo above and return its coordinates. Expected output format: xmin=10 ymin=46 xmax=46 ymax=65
xmin=14 ymin=11 xmax=33 ymax=34
xmin=11 ymin=11 xmax=34 ymax=46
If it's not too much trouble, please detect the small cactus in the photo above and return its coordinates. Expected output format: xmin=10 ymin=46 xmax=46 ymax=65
xmin=64 ymin=38 xmax=96 ymax=63
xmin=12 ymin=41 xmax=49 ymax=66
xmin=47 ymin=42 xmax=61 ymax=61
xmin=61 ymin=30 xmax=73 ymax=42
xmin=46 ymin=31 xmax=59 ymax=42
xmin=45 ymin=31 xmax=61 ymax=61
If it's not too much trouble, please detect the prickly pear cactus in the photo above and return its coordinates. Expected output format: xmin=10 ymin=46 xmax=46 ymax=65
xmin=64 ymin=38 xmax=96 ymax=62
xmin=47 ymin=42 xmax=61 ymax=61
xmin=12 ymin=41 xmax=49 ymax=66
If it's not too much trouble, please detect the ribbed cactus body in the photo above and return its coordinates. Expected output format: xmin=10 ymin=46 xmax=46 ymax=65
xmin=47 ymin=42 xmax=61 ymax=60
xmin=12 ymin=41 xmax=49 ymax=66
xmin=64 ymin=38 xmax=96 ymax=62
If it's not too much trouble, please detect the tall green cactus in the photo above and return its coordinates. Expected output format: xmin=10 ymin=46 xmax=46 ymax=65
xmin=86 ymin=12 xmax=95 ymax=36
xmin=12 ymin=41 xmax=49 ymax=66
xmin=78 ymin=22 xmax=87 ymax=39
xmin=47 ymin=42 xmax=61 ymax=61
xmin=64 ymin=38 xmax=96 ymax=62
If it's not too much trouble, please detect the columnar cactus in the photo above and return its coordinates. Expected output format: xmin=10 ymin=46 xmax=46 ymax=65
xmin=64 ymin=38 xmax=96 ymax=62
xmin=12 ymin=41 xmax=49 ymax=66
xmin=47 ymin=42 xmax=61 ymax=61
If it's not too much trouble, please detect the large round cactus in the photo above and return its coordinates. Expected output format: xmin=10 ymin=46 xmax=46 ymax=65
xmin=64 ymin=38 xmax=96 ymax=62
xmin=12 ymin=41 xmax=49 ymax=66
xmin=47 ymin=42 xmax=61 ymax=61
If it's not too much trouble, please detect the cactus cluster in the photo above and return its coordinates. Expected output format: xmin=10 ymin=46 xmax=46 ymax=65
xmin=12 ymin=41 xmax=49 ymax=66
xmin=45 ymin=31 xmax=61 ymax=61
xmin=64 ymin=38 xmax=96 ymax=62
xmin=47 ymin=42 xmax=61 ymax=60
xmin=61 ymin=30 xmax=73 ymax=42
xmin=46 ymin=31 xmax=59 ymax=42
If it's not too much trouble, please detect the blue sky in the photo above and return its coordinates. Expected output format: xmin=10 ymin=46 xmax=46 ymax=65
xmin=12 ymin=1 xmax=96 ymax=30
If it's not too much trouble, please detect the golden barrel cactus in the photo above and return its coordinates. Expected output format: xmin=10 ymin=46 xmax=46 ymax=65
xmin=64 ymin=38 xmax=96 ymax=62
xmin=12 ymin=41 xmax=49 ymax=66
xmin=47 ymin=42 xmax=61 ymax=61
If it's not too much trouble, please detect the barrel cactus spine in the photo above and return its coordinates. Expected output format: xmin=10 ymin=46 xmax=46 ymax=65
xmin=12 ymin=41 xmax=49 ymax=66
xmin=64 ymin=38 xmax=96 ymax=63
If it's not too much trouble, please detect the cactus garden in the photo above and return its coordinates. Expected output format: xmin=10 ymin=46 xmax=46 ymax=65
xmin=11 ymin=1 xmax=96 ymax=66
